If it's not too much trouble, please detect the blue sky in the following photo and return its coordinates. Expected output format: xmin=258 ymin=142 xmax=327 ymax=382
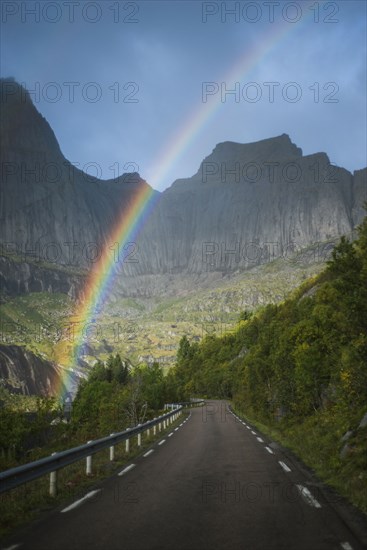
xmin=1 ymin=0 xmax=366 ymax=191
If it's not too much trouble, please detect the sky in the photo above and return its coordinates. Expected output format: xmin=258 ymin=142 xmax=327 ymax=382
xmin=1 ymin=0 xmax=366 ymax=191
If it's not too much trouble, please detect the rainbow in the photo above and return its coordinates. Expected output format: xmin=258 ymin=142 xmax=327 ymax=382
xmin=55 ymin=0 xmax=320 ymax=399
xmin=55 ymin=183 xmax=159 ymax=398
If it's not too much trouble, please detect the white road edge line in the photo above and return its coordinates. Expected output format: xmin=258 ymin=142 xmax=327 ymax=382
xmin=251 ymin=430 xmax=256 ymax=435
xmin=143 ymin=450 xmax=154 ymax=457
xmin=340 ymin=542 xmax=353 ymax=550
xmin=174 ymin=427 xmax=179 ymax=431
xmin=61 ymin=489 xmax=101 ymax=513
xmin=296 ymin=484 xmax=321 ymax=509
xmin=278 ymin=460 xmax=291 ymax=473
xmin=118 ymin=464 xmax=136 ymax=476
xmin=265 ymin=446 xmax=274 ymax=454
xmin=158 ymin=439 xmax=166 ymax=445
xmin=168 ymin=432 xmax=173 ymax=437
xmin=256 ymin=437 xmax=264 ymax=443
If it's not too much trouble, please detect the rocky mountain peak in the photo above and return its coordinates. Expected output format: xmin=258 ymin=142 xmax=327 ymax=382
xmin=199 ymin=133 xmax=302 ymax=169
xmin=0 ymin=77 xmax=62 ymax=157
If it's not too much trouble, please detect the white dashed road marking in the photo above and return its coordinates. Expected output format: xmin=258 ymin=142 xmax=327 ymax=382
xmin=143 ymin=450 xmax=154 ymax=457
xmin=118 ymin=464 xmax=136 ymax=476
xmin=251 ymin=430 xmax=256 ymax=435
xmin=168 ymin=432 xmax=173 ymax=437
xmin=256 ymin=437 xmax=264 ymax=443
xmin=278 ymin=460 xmax=291 ymax=473
xmin=340 ymin=542 xmax=353 ymax=550
xmin=158 ymin=439 xmax=166 ymax=445
xmin=296 ymin=485 xmax=321 ymax=509
xmin=265 ymin=446 xmax=274 ymax=454
xmin=61 ymin=490 xmax=101 ymax=513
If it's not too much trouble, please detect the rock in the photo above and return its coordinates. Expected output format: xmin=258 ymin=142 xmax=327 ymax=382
xmin=0 ymin=344 xmax=81 ymax=396
xmin=341 ymin=430 xmax=354 ymax=442
xmin=340 ymin=443 xmax=353 ymax=460
xmin=358 ymin=412 xmax=367 ymax=429
xmin=0 ymin=255 xmax=85 ymax=298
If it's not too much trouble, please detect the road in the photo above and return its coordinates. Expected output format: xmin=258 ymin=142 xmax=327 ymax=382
xmin=2 ymin=401 xmax=366 ymax=550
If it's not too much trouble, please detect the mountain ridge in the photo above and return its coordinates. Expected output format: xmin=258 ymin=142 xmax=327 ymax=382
xmin=0 ymin=78 xmax=366 ymax=296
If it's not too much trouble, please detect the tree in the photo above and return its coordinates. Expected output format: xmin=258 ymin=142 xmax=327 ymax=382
xmin=177 ymin=335 xmax=191 ymax=363
xmin=111 ymin=354 xmax=129 ymax=385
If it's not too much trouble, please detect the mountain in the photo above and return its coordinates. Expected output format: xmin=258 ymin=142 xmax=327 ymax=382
xmin=0 ymin=78 xmax=157 ymax=297
xmin=1 ymin=78 xmax=366 ymax=300
xmin=116 ymin=141 xmax=366 ymax=299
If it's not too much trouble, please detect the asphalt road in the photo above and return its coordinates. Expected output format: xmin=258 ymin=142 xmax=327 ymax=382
xmin=3 ymin=401 xmax=366 ymax=550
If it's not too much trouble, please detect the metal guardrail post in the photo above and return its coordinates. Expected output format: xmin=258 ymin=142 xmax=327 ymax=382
xmin=49 ymin=452 xmax=57 ymax=497
xmin=110 ymin=433 xmax=115 ymax=461
xmin=86 ymin=441 xmax=93 ymax=475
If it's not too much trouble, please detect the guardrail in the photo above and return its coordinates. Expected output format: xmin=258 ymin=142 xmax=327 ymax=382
xmin=0 ymin=405 xmax=185 ymax=496
xmin=165 ymin=399 xmax=205 ymax=409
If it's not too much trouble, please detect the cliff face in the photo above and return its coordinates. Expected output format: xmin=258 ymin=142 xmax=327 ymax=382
xmin=0 ymin=256 xmax=85 ymax=299
xmin=126 ymin=139 xmax=365 ymax=278
xmin=0 ymin=345 xmax=80 ymax=396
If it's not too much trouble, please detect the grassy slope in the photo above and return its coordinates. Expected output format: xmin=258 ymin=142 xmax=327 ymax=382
xmin=0 ymin=256 xmax=325 ymax=372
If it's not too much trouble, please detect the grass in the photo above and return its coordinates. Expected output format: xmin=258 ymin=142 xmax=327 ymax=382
xmin=0 ymin=253 xmax=326 ymax=372
xmin=231 ymin=403 xmax=367 ymax=515
xmin=0 ymin=410 xmax=188 ymax=539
